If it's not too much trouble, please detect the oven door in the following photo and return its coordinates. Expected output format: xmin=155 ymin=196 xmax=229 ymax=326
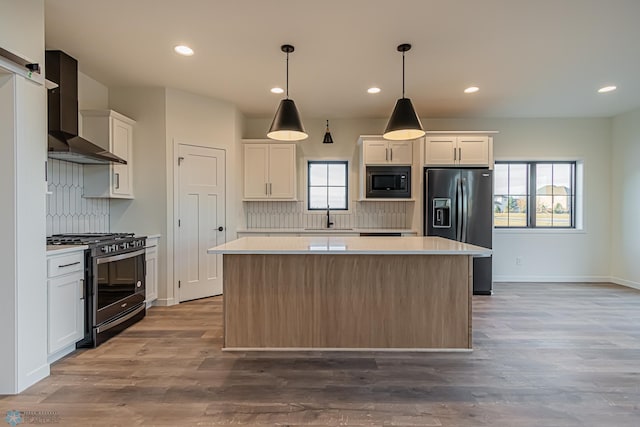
xmin=94 ymin=249 xmax=145 ymax=325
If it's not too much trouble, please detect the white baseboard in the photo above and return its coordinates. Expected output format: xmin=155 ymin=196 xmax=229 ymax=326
xmin=494 ymin=275 xmax=640 ymax=292
xmin=610 ymin=276 xmax=640 ymax=291
xmin=47 ymin=344 xmax=77 ymax=365
xmin=493 ymin=275 xmax=611 ymax=283
xmin=153 ymin=297 xmax=176 ymax=307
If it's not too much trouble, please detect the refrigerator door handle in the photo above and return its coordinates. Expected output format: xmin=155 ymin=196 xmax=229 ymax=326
xmin=456 ymin=178 xmax=463 ymax=241
xmin=461 ymin=178 xmax=468 ymax=242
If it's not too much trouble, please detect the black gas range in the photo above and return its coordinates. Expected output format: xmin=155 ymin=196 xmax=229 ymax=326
xmin=47 ymin=233 xmax=147 ymax=347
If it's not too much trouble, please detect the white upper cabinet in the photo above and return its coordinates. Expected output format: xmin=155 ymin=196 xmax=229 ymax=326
xmin=81 ymin=110 xmax=136 ymax=198
xmin=424 ymin=135 xmax=492 ymax=167
xmin=243 ymin=141 xmax=296 ymax=200
xmin=361 ymin=138 xmax=413 ymax=165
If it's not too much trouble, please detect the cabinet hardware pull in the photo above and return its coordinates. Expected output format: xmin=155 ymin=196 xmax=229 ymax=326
xmin=390 ymin=148 xmax=393 ymax=161
xmin=459 ymin=147 xmax=462 ymax=161
xmin=58 ymin=261 xmax=80 ymax=268
xmin=115 ymin=172 xmax=120 ymax=189
xmin=454 ymin=147 xmax=457 ymax=161
xmin=80 ymin=279 xmax=85 ymax=300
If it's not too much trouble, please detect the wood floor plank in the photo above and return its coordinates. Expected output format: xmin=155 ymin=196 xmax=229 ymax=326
xmin=1 ymin=282 xmax=640 ymax=426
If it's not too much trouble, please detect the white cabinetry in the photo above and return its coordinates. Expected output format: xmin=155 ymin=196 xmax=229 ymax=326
xmin=47 ymin=250 xmax=85 ymax=362
xmin=424 ymin=135 xmax=493 ymax=167
xmin=81 ymin=110 xmax=136 ymax=198
xmin=145 ymin=236 xmax=159 ymax=307
xmin=243 ymin=141 xmax=296 ymax=200
xmin=361 ymin=137 xmax=412 ymax=165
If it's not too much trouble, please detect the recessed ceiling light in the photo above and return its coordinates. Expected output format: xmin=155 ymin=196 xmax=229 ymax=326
xmin=174 ymin=45 xmax=194 ymax=56
xmin=367 ymin=87 xmax=381 ymax=94
xmin=270 ymin=87 xmax=284 ymax=94
xmin=598 ymin=85 xmax=617 ymax=93
xmin=464 ymin=86 xmax=479 ymax=94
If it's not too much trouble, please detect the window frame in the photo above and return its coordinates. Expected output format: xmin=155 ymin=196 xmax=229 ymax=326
xmin=306 ymin=160 xmax=349 ymax=211
xmin=494 ymin=160 xmax=577 ymax=229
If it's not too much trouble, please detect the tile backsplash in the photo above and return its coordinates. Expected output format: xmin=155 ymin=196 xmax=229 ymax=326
xmin=245 ymin=201 xmax=409 ymax=229
xmin=46 ymin=159 xmax=109 ymax=236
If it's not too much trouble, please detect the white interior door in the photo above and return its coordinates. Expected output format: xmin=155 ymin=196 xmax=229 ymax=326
xmin=177 ymin=144 xmax=226 ymax=302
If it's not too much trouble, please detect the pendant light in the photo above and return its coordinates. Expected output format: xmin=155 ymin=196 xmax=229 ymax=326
xmin=383 ymin=43 xmax=425 ymax=141
xmin=267 ymin=44 xmax=308 ymax=141
xmin=322 ymin=120 xmax=334 ymax=144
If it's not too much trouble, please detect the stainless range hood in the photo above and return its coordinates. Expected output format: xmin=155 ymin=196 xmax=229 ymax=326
xmin=46 ymin=50 xmax=126 ymax=165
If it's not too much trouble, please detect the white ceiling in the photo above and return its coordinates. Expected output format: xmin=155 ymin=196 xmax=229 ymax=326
xmin=44 ymin=0 xmax=640 ymax=119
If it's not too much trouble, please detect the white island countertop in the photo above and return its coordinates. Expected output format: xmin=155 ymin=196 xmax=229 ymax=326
xmin=208 ymin=236 xmax=491 ymax=256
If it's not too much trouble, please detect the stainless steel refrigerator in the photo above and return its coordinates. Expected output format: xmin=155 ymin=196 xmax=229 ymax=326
xmin=424 ymin=168 xmax=493 ymax=295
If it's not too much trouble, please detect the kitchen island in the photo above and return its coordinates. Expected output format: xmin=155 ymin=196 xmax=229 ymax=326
xmin=207 ymin=236 xmax=491 ymax=351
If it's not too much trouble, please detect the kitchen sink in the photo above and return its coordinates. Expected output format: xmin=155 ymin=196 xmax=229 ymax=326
xmin=303 ymin=228 xmax=354 ymax=231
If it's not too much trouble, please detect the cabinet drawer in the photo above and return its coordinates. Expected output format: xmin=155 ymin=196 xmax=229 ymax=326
xmin=47 ymin=252 xmax=84 ymax=278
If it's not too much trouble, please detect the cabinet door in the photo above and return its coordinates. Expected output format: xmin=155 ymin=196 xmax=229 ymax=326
xmin=48 ymin=273 xmax=84 ymax=354
xmin=244 ymin=144 xmax=270 ymax=198
xmin=111 ymin=118 xmax=133 ymax=197
xmin=145 ymin=245 xmax=158 ymax=303
xmin=268 ymin=144 xmax=296 ymax=199
xmin=363 ymin=140 xmax=390 ymax=164
xmin=457 ymin=136 xmax=489 ymax=166
xmin=388 ymin=141 xmax=413 ymax=164
xmin=424 ymin=136 xmax=457 ymax=165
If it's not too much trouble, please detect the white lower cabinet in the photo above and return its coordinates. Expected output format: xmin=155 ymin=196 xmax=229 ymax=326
xmin=145 ymin=236 xmax=160 ymax=306
xmin=47 ymin=250 xmax=85 ymax=362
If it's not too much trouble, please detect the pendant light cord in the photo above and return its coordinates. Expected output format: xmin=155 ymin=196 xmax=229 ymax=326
xmin=286 ymin=51 xmax=289 ymax=99
xmin=402 ymin=50 xmax=405 ymax=98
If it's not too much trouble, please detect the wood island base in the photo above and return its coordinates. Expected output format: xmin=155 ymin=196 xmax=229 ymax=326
xmin=222 ymin=253 xmax=473 ymax=350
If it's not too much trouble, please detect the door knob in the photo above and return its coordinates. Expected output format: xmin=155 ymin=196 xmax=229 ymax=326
xmin=218 ymin=226 xmax=224 ymax=231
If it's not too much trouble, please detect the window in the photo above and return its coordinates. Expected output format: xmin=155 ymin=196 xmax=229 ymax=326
xmin=307 ymin=161 xmax=348 ymax=210
xmin=494 ymin=161 xmax=576 ymax=228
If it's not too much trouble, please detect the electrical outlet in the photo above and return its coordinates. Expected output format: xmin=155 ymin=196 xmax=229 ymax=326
xmin=515 ymin=256 xmax=523 ymax=265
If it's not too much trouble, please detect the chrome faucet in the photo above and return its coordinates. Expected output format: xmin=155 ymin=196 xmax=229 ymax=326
xmin=326 ymin=206 xmax=334 ymax=228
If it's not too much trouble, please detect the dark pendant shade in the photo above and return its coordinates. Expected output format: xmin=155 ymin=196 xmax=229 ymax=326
xmin=323 ymin=119 xmax=333 ymax=144
xmin=267 ymin=99 xmax=308 ymax=141
xmin=383 ymin=97 xmax=425 ymax=140
xmin=323 ymin=131 xmax=334 ymax=144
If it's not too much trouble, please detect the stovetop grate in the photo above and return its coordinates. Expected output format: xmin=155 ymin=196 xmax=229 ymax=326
xmin=47 ymin=233 xmax=135 ymax=245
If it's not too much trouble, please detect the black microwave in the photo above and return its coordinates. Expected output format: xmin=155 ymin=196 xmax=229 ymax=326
xmin=365 ymin=166 xmax=411 ymax=198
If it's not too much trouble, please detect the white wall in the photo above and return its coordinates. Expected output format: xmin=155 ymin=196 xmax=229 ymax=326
xmin=244 ymin=118 xmax=386 ymax=204
xmin=77 ymin=72 xmax=108 ymax=109
xmin=245 ymin=116 xmax=612 ymax=282
xmin=108 ymin=87 xmax=241 ymax=306
xmin=611 ymin=107 xmax=640 ymax=289
xmin=428 ymin=118 xmax=612 ymax=282
xmin=164 ymin=88 xmax=242 ymax=305
xmin=0 ymin=0 xmax=48 ymax=394
xmin=109 ymin=87 xmax=168 ymax=299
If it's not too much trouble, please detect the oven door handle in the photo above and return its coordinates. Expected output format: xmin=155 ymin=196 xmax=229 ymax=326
xmin=96 ymin=249 xmax=145 ymax=265
xmin=96 ymin=304 xmax=145 ymax=334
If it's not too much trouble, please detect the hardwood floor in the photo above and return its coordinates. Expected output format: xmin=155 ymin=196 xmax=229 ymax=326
xmin=2 ymin=282 xmax=640 ymax=426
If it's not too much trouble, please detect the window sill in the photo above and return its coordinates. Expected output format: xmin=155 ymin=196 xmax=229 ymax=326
xmin=493 ymin=228 xmax=586 ymax=235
